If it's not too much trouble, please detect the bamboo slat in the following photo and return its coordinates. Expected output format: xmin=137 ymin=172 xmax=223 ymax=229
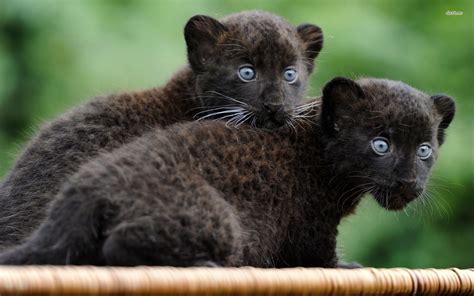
xmin=0 ymin=267 xmax=472 ymax=295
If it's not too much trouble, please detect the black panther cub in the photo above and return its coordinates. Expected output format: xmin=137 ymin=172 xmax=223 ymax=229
xmin=0 ymin=77 xmax=455 ymax=267
xmin=0 ymin=11 xmax=323 ymax=249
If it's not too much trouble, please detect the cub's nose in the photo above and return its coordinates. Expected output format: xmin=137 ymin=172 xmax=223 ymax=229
xmin=263 ymin=102 xmax=283 ymax=114
xmin=262 ymin=102 xmax=286 ymax=128
xmin=395 ymin=179 xmax=421 ymax=197
xmin=396 ymin=179 xmax=417 ymax=189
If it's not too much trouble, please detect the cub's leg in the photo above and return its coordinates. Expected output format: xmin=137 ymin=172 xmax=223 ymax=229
xmin=0 ymin=135 xmax=244 ymax=266
xmin=0 ymin=179 xmax=243 ymax=266
xmin=0 ymin=182 xmax=114 ymax=265
xmin=102 ymin=181 xmax=243 ymax=267
xmin=0 ymin=174 xmax=243 ymax=266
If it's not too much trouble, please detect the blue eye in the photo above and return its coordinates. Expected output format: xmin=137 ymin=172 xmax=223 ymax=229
xmin=238 ymin=66 xmax=256 ymax=82
xmin=371 ymin=138 xmax=390 ymax=155
xmin=283 ymin=68 xmax=298 ymax=83
xmin=417 ymin=144 xmax=432 ymax=159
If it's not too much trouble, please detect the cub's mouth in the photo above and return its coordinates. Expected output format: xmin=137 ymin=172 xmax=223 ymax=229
xmin=370 ymin=185 xmax=422 ymax=211
xmin=260 ymin=117 xmax=286 ymax=129
xmin=255 ymin=111 xmax=289 ymax=130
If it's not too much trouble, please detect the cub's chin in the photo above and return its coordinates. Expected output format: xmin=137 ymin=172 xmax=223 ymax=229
xmin=371 ymin=188 xmax=422 ymax=211
xmin=255 ymin=111 xmax=289 ymax=130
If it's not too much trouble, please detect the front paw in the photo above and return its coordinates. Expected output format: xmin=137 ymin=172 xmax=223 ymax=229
xmin=0 ymin=246 xmax=34 ymax=265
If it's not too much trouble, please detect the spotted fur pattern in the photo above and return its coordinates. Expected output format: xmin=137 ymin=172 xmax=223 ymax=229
xmin=0 ymin=77 xmax=455 ymax=266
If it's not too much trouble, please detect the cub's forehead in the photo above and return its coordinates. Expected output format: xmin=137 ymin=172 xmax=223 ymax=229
xmin=221 ymin=11 xmax=295 ymax=38
xmin=221 ymin=12 xmax=301 ymax=68
xmin=358 ymin=79 xmax=439 ymax=129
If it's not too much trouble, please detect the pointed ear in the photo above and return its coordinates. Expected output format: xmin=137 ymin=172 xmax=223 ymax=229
xmin=321 ymin=77 xmax=365 ymax=136
xmin=297 ymin=24 xmax=323 ymax=72
xmin=184 ymin=15 xmax=227 ymax=72
xmin=431 ymin=94 xmax=455 ymax=144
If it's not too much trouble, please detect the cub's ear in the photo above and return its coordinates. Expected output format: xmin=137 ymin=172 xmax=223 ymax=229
xmin=297 ymin=24 xmax=323 ymax=72
xmin=184 ymin=15 xmax=227 ymax=72
xmin=431 ymin=94 xmax=455 ymax=145
xmin=321 ymin=77 xmax=365 ymax=136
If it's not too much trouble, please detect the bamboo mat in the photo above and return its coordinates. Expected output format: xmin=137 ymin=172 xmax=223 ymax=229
xmin=0 ymin=267 xmax=472 ymax=295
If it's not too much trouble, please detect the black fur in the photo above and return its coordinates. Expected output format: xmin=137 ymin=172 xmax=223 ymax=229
xmin=0 ymin=11 xmax=323 ymax=249
xmin=0 ymin=77 xmax=455 ymax=266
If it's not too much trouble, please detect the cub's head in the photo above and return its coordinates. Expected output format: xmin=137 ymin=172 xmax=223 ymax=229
xmin=321 ymin=77 xmax=455 ymax=210
xmin=184 ymin=11 xmax=323 ymax=129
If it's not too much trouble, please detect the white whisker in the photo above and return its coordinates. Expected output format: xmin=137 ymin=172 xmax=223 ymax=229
xmin=235 ymin=112 xmax=253 ymax=127
xmin=196 ymin=108 xmax=244 ymax=121
xmin=193 ymin=106 xmax=243 ymax=118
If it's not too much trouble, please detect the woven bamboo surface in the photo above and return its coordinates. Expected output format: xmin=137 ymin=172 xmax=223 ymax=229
xmin=0 ymin=267 xmax=472 ymax=295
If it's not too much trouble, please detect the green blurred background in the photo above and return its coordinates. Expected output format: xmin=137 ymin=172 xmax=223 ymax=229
xmin=0 ymin=0 xmax=472 ymax=268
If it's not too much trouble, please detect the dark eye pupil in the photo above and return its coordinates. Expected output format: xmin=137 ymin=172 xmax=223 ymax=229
xmin=239 ymin=67 xmax=255 ymax=81
xmin=284 ymin=69 xmax=297 ymax=82
xmin=417 ymin=145 xmax=432 ymax=159
xmin=372 ymin=139 xmax=389 ymax=155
